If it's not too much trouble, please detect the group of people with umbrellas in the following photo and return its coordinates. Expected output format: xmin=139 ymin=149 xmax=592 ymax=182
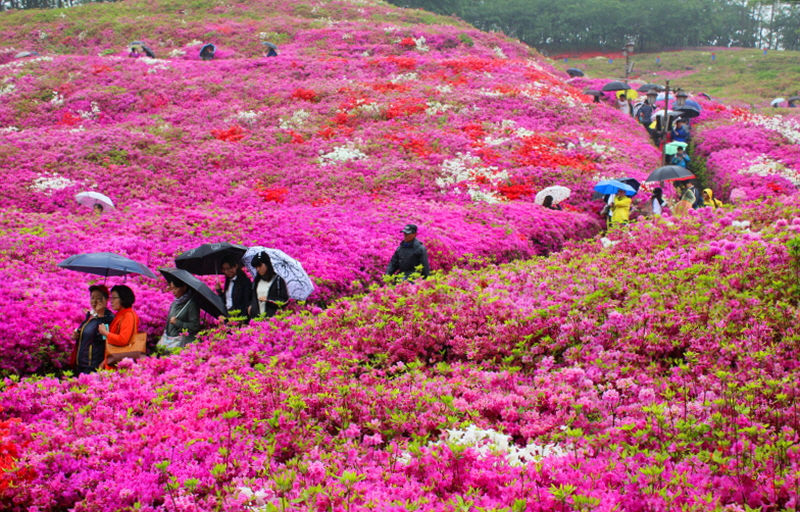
xmin=58 ymin=242 xmax=314 ymax=373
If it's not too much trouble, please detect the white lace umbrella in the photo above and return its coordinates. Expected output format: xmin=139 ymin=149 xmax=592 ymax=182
xmin=243 ymin=246 xmax=314 ymax=301
xmin=771 ymin=98 xmax=786 ymax=107
xmin=75 ymin=191 xmax=115 ymax=210
xmin=534 ymin=186 xmax=571 ymax=205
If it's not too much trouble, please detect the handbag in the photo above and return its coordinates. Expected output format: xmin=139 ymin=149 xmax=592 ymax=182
xmin=106 ymin=312 xmax=147 ymax=354
xmin=156 ymin=299 xmax=195 ymax=350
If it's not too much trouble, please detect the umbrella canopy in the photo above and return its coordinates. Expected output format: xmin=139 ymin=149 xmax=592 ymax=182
xmin=158 ymin=268 xmax=227 ymax=318
xmin=601 ymin=81 xmax=631 ymax=92
xmin=665 ymin=141 xmax=689 ymax=156
xmin=200 ymin=44 xmax=216 ymax=61
xmin=175 ymin=243 xmax=248 ymax=275
xmin=654 ymin=109 xmax=682 ymax=118
xmin=675 ymin=105 xmax=700 ymax=119
xmin=615 ymin=177 xmax=641 ymax=194
xmin=566 ymin=68 xmax=584 ymax=77
xmin=14 ymin=51 xmax=38 ymax=59
xmin=75 ymin=191 xmax=115 ymax=210
xmin=771 ymin=98 xmax=786 ymax=107
xmin=594 ymin=179 xmax=636 ymax=196
xmin=261 ymin=41 xmax=279 ymax=50
xmin=243 ymin=246 xmax=314 ymax=301
xmin=583 ymin=89 xmax=602 ymax=96
xmin=534 ymin=186 xmax=571 ymax=205
xmin=141 ymin=45 xmax=156 ymax=58
xmin=58 ymin=252 xmax=156 ymax=278
xmin=699 ymin=93 xmax=712 ymax=100
xmin=616 ymin=89 xmax=638 ymax=101
xmin=655 ymin=92 xmax=674 ymax=102
xmin=637 ymin=83 xmax=664 ymax=92
xmin=645 ymin=166 xmax=695 ymax=183
xmin=682 ymin=99 xmax=702 ymax=111
xmin=788 ymin=96 xmax=800 ymax=103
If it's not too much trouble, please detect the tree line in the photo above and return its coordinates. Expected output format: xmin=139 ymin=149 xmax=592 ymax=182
xmin=390 ymin=0 xmax=800 ymax=52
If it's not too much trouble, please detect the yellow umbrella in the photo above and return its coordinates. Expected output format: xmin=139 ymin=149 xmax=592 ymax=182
xmin=616 ymin=89 xmax=638 ymax=101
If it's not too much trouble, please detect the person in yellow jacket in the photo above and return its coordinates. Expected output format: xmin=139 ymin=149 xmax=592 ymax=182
xmin=702 ymin=188 xmax=723 ymax=209
xmin=611 ymin=189 xmax=631 ymax=226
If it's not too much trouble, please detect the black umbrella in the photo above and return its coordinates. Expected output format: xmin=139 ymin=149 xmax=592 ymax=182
xmin=615 ymin=177 xmax=641 ymax=194
xmin=261 ymin=41 xmax=278 ymax=50
xmin=175 ymin=242 xmax=247 ymax=275
xmin=142 ymin=45 xmax=156 ymax=58
xmin=637 ymin=83 xmax=664 ymax=93
xmin=58 ymin=252 xmax=156 ymax=278
xmin=601 ymin=81 xmax=631 ymax=92
xmin=645 ymin=166 xmax=695 ymax=183
xmin=583 ymin=89 xmax=602 ymax=96
xmin=788 ymin=96 xmax=800 ymax=103
xmin=675 ymin=105 xmax=700 ymax=119
xmin=159 ymin=268 xmax=227 ymax=318
xmin=566 ymin=68 xmax=584 ymax=77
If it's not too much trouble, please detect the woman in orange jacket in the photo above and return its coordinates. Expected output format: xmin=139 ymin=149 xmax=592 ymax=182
xmin=98 ymin=285 xmax=140 ymax=366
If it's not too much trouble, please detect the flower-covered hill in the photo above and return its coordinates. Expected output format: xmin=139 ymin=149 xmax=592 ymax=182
xmin=3 ymin=196 xmax=800 ymax=511
xmin=0 ymin=0 xmax=660 ymax=376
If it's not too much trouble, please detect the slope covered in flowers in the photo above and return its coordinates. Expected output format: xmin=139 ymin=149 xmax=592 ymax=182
xmin=0 ymin=0 xmax=661 ymax=376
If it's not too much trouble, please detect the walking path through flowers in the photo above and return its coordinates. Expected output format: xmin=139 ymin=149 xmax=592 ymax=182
xmin=2 ymin=0 xmax=800 ymax=510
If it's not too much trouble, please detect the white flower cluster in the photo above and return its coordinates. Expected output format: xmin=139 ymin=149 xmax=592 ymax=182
xmin=740 ymin=154 xmax=800 ymax=185
xmin=0 ymin=126 xmax=19 ymax=134
xmin=0 ymin=83 xmax=15 ymax=96
xmin=354 ymin=102 xmax=382 ymax=118
xmin=50 ymin=91 xmax=64 ymax=106
xmin=229 ymin=110 xmax=261 ymax=126
xmin=78 ymin=102 xmax=101 ymax=120
xmin=478 ymin=88 xmax=505 ymax=98
xmin=426 ymin=101 xmax=452 ymax=116
xmin=77 ymin=31 xmax=87 ymax=41
xmin=436 ymin=153 xmax=507 ymax=203
xmin=187 ymin=39 xmax=204 ymax=47
xmin=446 ymin=426 xmax=567 ymax=465
xmin=435 ymin=84 xmax=453 ymax=94
xmin=493 ymin=46 xmax=507 ymax=59
xmin=747 ymin=114 xmax=800 ymax=145
xmin=0 ymin=56 xmax=53 ymax=70
xmin=390 ymin=72 xmax=418 ymax=83
xmin=413 ymin=36 xmax=429 ymax=52
xmin=564 ymin=135 xmax=616 ymax=159
xmin=278 ymin=109 xmax=311 ymax=130
xmin=38 ymin=31 xmax=49 ymax=40
xmin=731 ymin=220 xmax=751 ymax=229
xmin=31 ymin=173 xmax=75 ymax=192
xmin=318 ymin=144 xmax=367 ymax=166
xmin=169 ymin=48 xmax=186 ymax=58
xmin=141 ymin=58 xmax=170 ymax=74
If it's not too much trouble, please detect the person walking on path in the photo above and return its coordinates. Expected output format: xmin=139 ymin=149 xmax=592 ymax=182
xmin=71 ymin=285 xmax=114 ymax=374
xmin=703 ymin=189 xmax=723 ymax=209
xmin=610 ymin=190 xmax=631 ymax=226
xmin=216 ymin=255 xmax=251 ymax=322
xmin=671 ymin=147 xmax=690 ymax=168
xmin=387 ymin=224 xmax=430 ymax=280
xmin=248 ymin=252 xmax=289 ymax=319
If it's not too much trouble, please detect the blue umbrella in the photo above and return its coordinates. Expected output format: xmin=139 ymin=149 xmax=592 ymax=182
xmin=58 ymin=252 xmax=156 ymax=278
xmin=200 ymin=44 xmax=216 ymax=61
xmin=594 ymin=180 xmax=636 ymax=196
xmin=682 ymin=99 xmax=702 ymax=111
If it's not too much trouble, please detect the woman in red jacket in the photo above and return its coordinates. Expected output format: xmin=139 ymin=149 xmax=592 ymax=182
xmin=98 ymin=285 xmax=139 ymax=365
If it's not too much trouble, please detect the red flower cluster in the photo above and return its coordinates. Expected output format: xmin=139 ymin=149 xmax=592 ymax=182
xmin=210 ymin=126 xmax=246 ymax=142
xmin=497 ymin=179 xmax=534 ymax=200
xmin=0 ymin=413 xmax=33 ymax=494
xmin=254 ymin=181 xmax=288 ymax=203
xmin=515 ymin=135 xmax=596 ymax=171
xmin=442 ymin=57 xmax=502 ymax=73
xmin=399 ymin=37 xmax=416 ymax=48
xmin=291 ymin=88 xmax=318 ymax=101
xmin=371 ymin=56 xmax=417 ymax=70
xmin=58 ymin=111 xmax=81 ymax=126
xmin=385 ymin=97 xmax=426 ymax=119
xmin=91 ymin=65 xmax=115 ymax=75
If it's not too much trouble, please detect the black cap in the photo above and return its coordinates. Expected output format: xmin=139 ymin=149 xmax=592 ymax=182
xmin=402 ymin=224 xmax=418 ymax=234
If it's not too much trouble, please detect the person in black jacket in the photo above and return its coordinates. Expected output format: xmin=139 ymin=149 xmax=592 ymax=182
xmin=386 ymin=224 xmax=430 ymax=280
xmin=71 ymin=285 xmax=115 ymax=374
xmin=216 ymin=255 xmax=252 ymax=322
xmin=248 ymin=252 xmax=289 ymax=319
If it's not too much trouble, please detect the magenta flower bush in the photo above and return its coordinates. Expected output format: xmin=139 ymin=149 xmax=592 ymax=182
xmin=0 ymin=0 xmax=662 ymax=376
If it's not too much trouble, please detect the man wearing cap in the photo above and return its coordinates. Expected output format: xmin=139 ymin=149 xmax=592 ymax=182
xmin=386 ymin=224 xmax=430 ymax=280
xmin=670 ymin=118 xmax=690 ymax=143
